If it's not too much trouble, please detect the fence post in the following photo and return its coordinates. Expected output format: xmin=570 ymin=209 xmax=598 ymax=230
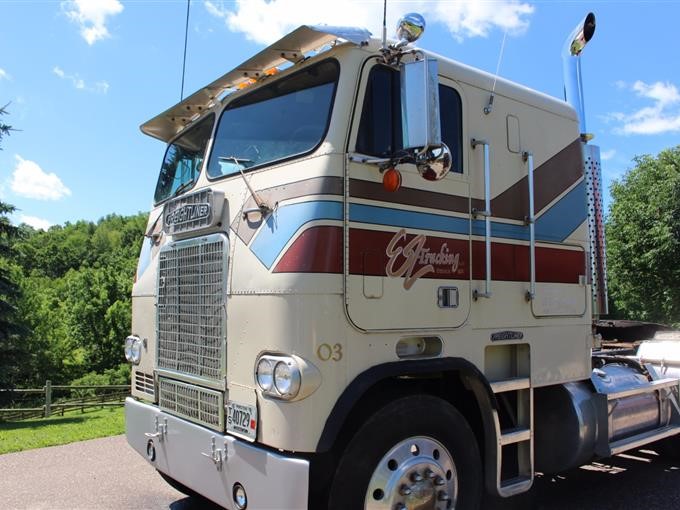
xmin=44 ymin=380 xmax=51 ymax=418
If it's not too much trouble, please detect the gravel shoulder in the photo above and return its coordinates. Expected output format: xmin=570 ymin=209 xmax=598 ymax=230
xmin=1 ymin=435 xmax=680 ymax=509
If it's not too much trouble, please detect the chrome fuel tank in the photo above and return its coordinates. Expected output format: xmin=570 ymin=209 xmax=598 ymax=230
xmin=535 ymin=363 xmax=671 ymax=473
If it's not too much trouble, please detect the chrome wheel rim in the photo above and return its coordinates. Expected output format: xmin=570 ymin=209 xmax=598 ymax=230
xmin=365 ymin=436 xmax=458 ymax=510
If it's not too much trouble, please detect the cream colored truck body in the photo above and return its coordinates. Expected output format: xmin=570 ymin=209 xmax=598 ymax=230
xmin=125 ymin=24 xmax=680 ymax=510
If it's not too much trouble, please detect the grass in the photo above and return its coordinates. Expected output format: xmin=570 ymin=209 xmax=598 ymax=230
xmin=0 ymin=406 xmax=124 ymax=454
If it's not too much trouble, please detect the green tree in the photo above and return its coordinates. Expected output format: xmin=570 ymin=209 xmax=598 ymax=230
xmin=0 ymin=103 xmax=14 ymax=147
xmin=0 ymin=105 xmax=28 ymax=388
xmin=14 ymin=213 xmax=146 ymax=384
xmin=606 ymin=146 xmax=680 ymax=325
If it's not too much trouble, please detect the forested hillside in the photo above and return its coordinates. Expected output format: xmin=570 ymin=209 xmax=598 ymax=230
xmin=0 ymin=213 xmax=147 ymax=388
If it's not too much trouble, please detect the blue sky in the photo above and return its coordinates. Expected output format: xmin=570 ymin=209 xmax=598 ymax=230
xmin=1 ymin=0 xmax=679 ymax=230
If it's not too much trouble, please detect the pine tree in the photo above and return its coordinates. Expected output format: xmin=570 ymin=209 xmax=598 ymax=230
xmin=0 ymin=104 xmax=27 ymax=388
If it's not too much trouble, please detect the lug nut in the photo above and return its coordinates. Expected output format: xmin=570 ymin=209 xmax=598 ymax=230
xmin=400 ymin=485 xmax=412 ymax=496
xmin=411 ymin=472 xmax=424 ymax=482
xmin=424 ymin=468 xmax=436 ymax=479
xmin=394 ymin=504 xmax=406 ymax=510
xmin=435 ymin=476 xmax=445 ymax=486
xmin=438 ymin=491 xmax=449 ymax=501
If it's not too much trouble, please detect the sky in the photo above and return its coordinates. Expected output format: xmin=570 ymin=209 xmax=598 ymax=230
xmin=1 ymin=0 xmax=679 ymax=230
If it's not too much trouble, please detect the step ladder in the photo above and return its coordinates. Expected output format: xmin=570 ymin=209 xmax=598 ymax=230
xmin=595 ymin=367 xmax=680 ymax=457
xmin=488 ymin=376 xmax=534 ymax=497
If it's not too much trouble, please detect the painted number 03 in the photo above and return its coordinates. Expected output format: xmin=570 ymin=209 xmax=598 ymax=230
xmin=317 ymin=343 xmax=343 ymax=362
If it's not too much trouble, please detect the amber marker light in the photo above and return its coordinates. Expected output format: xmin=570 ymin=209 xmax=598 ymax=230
xmin=382 ymin=168 xmax=402 ymax=192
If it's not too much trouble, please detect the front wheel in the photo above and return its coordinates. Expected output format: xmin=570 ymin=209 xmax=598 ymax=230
xmin=328 ymin=394 xmax=482 ymax=510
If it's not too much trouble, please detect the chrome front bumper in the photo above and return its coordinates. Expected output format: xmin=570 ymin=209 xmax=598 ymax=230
xmin=125 ymin=397 xmax=309 ymax=509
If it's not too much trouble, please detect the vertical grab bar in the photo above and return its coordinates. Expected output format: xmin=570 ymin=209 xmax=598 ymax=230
xmin=472 ymin=138 xmax=492 ymax=299
xmin=524 ymin=152 xmax=536 ymax=301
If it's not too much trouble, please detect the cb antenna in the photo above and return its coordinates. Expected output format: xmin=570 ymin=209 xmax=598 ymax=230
xmin=180 ymin=0 xmax=191 ymax=100
xmin=484 ymin=28 xmax=508 ymax=115
xmin=381 ymin=0 xmax=387 ymax=50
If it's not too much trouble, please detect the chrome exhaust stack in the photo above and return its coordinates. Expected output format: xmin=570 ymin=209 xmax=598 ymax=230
xmin=562 ymin=12 xmax=596 ymax=135
xmin=562 ymin=12 xmax=608 ymax=316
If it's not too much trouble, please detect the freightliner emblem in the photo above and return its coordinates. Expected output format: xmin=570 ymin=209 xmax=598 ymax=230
xmin=165 ymin=203 xmax=211 ymax=228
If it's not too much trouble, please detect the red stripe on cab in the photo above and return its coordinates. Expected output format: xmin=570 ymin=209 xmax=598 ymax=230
xmin=273 ymin=226 xmax=585 ymax=285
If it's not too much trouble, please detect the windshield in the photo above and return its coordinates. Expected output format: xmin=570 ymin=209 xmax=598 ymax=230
xmin=153 ymin=113 xmax=214 ymax=204
xmin=206 ymin=59 xmax=339 ymax=179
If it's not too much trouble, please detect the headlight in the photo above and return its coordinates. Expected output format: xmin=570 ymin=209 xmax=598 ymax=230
xmin=256 ymin=358 xmax=274 ymax=391
xmin=255 ymin=354 xmax=309 ymax=400
xmin=274 ymin=360 xmax=301 ymax=398
xmin=124 ymin=335 xmax=142 ymax=365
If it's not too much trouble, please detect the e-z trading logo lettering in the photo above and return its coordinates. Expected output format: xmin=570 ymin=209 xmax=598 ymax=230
xmin=165 ymin=203 xmax=211 ymax=227
xmin=386 ymin=229 xmax=462 ymax=290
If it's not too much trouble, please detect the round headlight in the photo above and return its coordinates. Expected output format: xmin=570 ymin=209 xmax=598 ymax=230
xmin=124 ymin=336 xmax=136 ymax=363
xmin=256 ymin=358 xmax=274 ymax=391
xmin=130 ymin=338 xmax=142 ymax=364
xmin=274 ymin=360 xmax=301 ymax=397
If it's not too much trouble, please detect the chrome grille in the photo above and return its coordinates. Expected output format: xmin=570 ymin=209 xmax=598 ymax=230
xmin=157 ymin=233 xmax=228 ymax=383
xmin=134 ymin=371 xmax=155 ymax=397
xmin=158 ymin=378 xmax=223 ymax=430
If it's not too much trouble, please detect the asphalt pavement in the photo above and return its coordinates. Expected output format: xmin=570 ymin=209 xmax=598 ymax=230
xmin=1 ymin=435 xmax=680 ymax=509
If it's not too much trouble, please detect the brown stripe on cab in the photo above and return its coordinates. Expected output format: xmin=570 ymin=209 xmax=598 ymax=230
xmin=348 ymin=138 xmax=583 ymax=222
xmin=231 ymin=176 xmax=343 ymax=244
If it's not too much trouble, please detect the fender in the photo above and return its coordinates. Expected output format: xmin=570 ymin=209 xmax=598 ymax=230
xmin=316 ymin=357 xmax=499 ymax=453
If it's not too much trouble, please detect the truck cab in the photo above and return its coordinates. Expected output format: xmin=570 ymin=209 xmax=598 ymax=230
xmin=125 ymin=14 xmax=680 ymax=510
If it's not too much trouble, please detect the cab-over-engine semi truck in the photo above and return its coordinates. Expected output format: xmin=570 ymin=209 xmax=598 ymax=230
xmin=124 ymin=12 xmax=680 ymax=510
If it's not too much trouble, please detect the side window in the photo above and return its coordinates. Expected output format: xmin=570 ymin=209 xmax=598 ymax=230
xmin=356 ymin=66 xmax=402 ymax=157
xmin=439 ymin=85 xmax=463 ymax=174
xmin=356 ymin=65 xmax=464 ymax=173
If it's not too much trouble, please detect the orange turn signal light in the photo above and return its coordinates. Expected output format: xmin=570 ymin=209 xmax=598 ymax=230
xmin=237 ymin=79 xmax=256 ymax=90
xmin=382 ymin=168 xmax=402 ymax=192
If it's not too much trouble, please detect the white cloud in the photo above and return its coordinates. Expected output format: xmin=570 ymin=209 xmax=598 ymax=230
xmin=53 ymin=66 xmax=109 ymax=94
xmin=632 ymin=80 xmax=680 ymax=106
xmin=204 ymin=0 xmax=533 ymax=45
xmin=600 ymin=149 xmax=616 ymax=161
xmin=608 ymin=80 xmax=680 ymax=135
xmin=20 ymin=215 xmax=52 ymax=231
xmin=0 ymin=68 xmax=10 ymax=81
xmin=62 ymin=0 xmax=124 ymax=45
xmin=10 ymin=155 xmax=72 ymax=201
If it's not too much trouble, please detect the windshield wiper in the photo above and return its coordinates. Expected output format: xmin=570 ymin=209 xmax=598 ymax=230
xmin=171 ymin=179 xmax=196 ymax=198
xmin=220 ymin=155 xmax=273 ymax=220
xmin=218 ymin=155 xmax=253 ymax=167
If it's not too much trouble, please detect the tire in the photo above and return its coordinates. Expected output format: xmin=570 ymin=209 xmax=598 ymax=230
xmin=328 ymin=394 xmax=482 ymax=510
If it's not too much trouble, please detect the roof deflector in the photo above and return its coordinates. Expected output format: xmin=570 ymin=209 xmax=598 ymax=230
xmin=140 ymin=25 xmax=372 ymax=142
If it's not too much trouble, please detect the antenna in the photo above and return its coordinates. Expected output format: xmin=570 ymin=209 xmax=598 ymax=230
xmin=180 ymin=0 xmax=191 ymax=100
xmin=381 ymin=0 xmax=387 ymax=50
xmin=484 ymin=28 xmax=508 ymax=115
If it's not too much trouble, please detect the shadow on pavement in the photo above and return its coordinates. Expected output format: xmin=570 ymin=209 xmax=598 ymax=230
xmin=169 ymin=496 xmax=223 ymax=510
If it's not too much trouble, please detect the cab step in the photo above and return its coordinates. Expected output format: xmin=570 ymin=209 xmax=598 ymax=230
xmin=490 ymin=377 xmax=531 ymax=394
xmin=500 ymin=475 xmax=533 ymax=497
xmin=500 ymin=427 xmax=532 ymax=446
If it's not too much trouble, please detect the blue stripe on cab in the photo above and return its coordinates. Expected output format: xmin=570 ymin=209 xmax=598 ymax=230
xmin=349 ymin=203 xmax=470 ymax=235
xmin=250 ymin=200 xmax=343 ymax=268
xmin=248 ymin=182 xmax=587 ymax=268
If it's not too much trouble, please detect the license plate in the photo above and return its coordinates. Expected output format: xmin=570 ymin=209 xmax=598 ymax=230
xmin=227 ymin=401 xmax=257 ymax=442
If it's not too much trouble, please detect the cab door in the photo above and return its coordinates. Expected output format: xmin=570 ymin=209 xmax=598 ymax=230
xmin=345 ymin=63 xmax=471 ymax=331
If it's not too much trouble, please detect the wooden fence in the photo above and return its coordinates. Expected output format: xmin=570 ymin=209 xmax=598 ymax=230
xmin=0 ymin=381 xmax=129 ymax=421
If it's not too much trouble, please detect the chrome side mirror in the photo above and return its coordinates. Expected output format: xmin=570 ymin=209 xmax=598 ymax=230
xmin=417 ymin=143 xmax=452 ymax=181
xmin=400 ymin=58 xmax=441 ymax=151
